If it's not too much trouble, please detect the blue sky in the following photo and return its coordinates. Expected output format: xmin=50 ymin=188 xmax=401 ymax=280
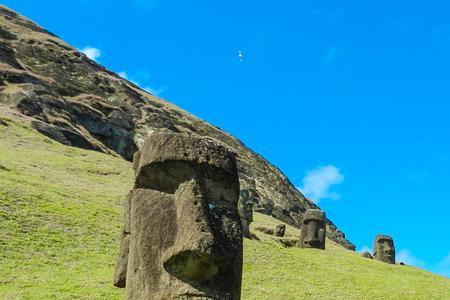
xmin=5 ymin=0 xmax=450 ymax=277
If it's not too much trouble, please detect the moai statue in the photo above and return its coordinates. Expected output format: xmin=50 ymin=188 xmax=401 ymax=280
xmin=238 ymin=189 xmax=254 ymax=239
xmin=113 ymin=132 xmax=243 ymax=299
xmin=274 ymin=224 xmax=286 ymax=237
xmin=299 ymin=209 xmax=326 ymax=250
xmin=373 ymin=234 xmax=395 ymax=264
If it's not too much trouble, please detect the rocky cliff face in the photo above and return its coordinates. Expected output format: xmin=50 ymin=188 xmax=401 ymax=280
xmin=0 ymin=5 xmax=354 ymax=250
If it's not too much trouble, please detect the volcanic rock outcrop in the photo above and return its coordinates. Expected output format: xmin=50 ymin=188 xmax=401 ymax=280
xmin=0 ymin=5 xmax=354 ymax=249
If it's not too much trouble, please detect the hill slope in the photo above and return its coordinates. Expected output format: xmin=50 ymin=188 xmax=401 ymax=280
xmin=1 ymin=113 xmax=448 ymax=299
xmin=0 ymin=4 xmax=353 ymax=249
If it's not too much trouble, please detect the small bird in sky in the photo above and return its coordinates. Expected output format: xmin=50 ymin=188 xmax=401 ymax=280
xmin=238 ymin=50 xmax=244 ymax=62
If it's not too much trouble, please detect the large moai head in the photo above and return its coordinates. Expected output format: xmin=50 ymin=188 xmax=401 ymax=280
xmin=373 ymin=234 xmax=395 ymax=264
xmin=299 ymin=209 xmax=326 ymax=250
xmin=126 ymin=132 xmax=243 ymax=299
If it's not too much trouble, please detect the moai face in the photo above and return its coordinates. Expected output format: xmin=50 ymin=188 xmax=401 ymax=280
xmin=124 ymin=132 xmax=242 ymax=300
xmin=299 ymin=209 xmax=326 ymax=250
xmin=373 ymin=234 xmax=395 ymax=264
xmin=274 ymin=224 xmax=286 ymax=237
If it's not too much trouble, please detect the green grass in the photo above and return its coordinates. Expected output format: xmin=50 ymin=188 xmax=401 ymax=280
xmin=0 ymin=113 xmax=449 ymax=299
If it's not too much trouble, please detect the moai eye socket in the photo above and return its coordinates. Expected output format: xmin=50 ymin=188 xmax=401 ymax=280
xmin=135 ymin=161 xmax=196 ymax=193
xmin=202 ymin=166 xmax=239 ymax=205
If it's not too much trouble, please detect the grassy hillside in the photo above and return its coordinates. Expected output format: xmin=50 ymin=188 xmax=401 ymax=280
xmin=0 ymin=112 xmax=449 ymax=299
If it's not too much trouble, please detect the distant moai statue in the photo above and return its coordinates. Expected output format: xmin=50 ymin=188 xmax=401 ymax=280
xmin=254 ymin=224 xmax=286 ymax=237
xmin=254 ymin=226 xmax=274 ymax=235
xmin=113 ymin=132 xmax=243 ymax=299
xmin=373 ymin=234 xmax=395 ymax=264
xmin=274 ymin=224 xmax=286 ymax=237
xmin=238 ymin=189 xmax=254 ymax=239
xmin=299 ymin=209 xmax=326 ymax=250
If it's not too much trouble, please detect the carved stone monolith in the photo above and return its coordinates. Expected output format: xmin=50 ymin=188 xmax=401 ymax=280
xmin=238 ymin=189 xmax=253 ymax=239
xmin=373 ymin=234 xmax=395 ymax=264
xmin=299 ymin=209 xmax=326 ymax=250
xmin=113 ymin=132 xmax=243 ymax=299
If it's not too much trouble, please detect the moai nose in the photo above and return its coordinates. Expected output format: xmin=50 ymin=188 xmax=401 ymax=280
xmin=306 ymin=221 xmax=319 ymax=241
xmin=384 ymin=243 xmax=394 ymax=253
xmin=162 ymin=179 xmax=229 ymax=282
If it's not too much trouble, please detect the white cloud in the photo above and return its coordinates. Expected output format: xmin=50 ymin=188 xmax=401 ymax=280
xmin=358 ymin=246 xmax=371 ymax=253
xmin=322 ymin=46 xmax=341 ymax=64
xmin=144 ymin=85 xmax=169 ymax=96
xmin=299 ymin=165 xmax=344 ymax=203
xmin=116 ymin=70 xmax=168 ymax=96
xmin=322 ymin=44 xmax=350 ymax=65
xmin=80 ymin=47 xmax=101 ymax=61
xmin=397 ymin=249 xmax=425 ymax=267
xmin=436 ymin=252 xmax=450 ymax=278
xmin=117 ymin=71 xmax=128 ymax=79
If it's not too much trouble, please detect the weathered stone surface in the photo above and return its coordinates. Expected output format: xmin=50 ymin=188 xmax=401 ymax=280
xmin=373 ymin=234 xmax=395 ymax=264
xmin=238 ymin=189 xmax=254 ymax=239
xmin=113 ymin=191 xmax=132 ymax=288
xmin=361 ymin=251 xmax=373 ymax=259
xmin=275 ymin=238 xmax=298 ymax=248
xmin=113 ymin=233 xmax=130 ymax=288
xmin=0 ymin=5 xmax=354 ymax=250
xmin=0 ymin=117 xmax=9 ymax=126
xmin=254 ymin=226 xmax=274 ymax=235
xmin=114 ymin=132 xmax=242 ymax=299
xmin=274 ymin=224 xmax=286 ymax=237
xmin=254 ymin=224 xmax=285 ymax=237
xmin=299 ymin=209 xmax=326 ymax=250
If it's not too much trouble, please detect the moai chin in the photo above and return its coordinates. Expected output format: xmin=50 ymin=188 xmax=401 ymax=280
xmin=299 ymin=209 xmax=326 ymax=250
xmin=113 ymin=132 xmax=243 ymax=300
xmin=373 ymin=234 xmax=395 ymax=264
xmin=238 ymin=189 xmax=253 ymax=239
